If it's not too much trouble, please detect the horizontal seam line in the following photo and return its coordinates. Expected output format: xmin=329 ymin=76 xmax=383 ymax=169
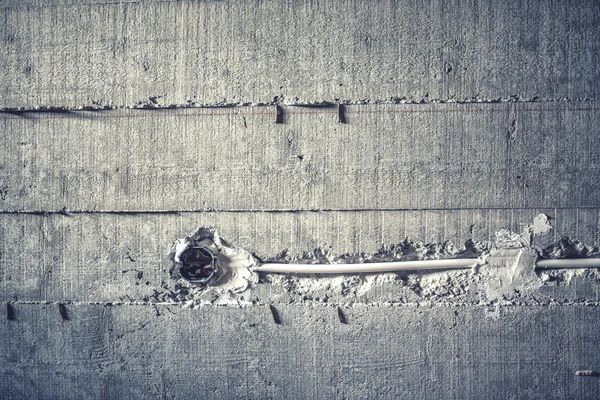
xmin=0 ymin=207 xmax=598 ymax=215
xmin=2 ymin=301 xmax=599 ymax=307
xmin=1 ymin=99 xmax=599 ymax=116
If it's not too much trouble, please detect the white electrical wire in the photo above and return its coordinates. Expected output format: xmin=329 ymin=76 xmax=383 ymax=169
xmin=254 ymin=258 xmax=480 ymax=274
xmin=535 ymin=258 xmax=600 ymax=269
xmin=253 ymin=257 xmax=600 ymax=274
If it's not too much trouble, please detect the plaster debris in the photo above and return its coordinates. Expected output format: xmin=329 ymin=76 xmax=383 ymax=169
xmin=535 ymin=238 xmax=600 ymax=285
xmin=494 ymin=213 xmax=553 ymax=249
xmin=478 ymin=248 xmax=538 ymax=303
xmin=155 ymin=214 xmax=600 ymax=308
xmin=530 ymin=213 xmax=553 ymax=236
xmin=495 ymin=229 xmax=530 ymax=248
xmin=540 ymin=237 xmax=598 ymax=259
xmin=575 ymin=370 xmax=600 ymax=377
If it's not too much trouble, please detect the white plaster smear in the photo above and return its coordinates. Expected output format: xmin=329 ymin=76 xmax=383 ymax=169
xmin=531 ymin=213 xmax=553 ymax=236
xmin=166 ymin=214 xmax=596 ymax=302
xmin=170 ymin=227 xmax=258 ymax=293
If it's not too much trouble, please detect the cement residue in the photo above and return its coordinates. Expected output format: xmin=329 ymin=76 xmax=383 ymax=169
xmin=495 ymin=213 xmax=553 ymax=249
xmin=256 ymin=240 xmax=485 ymax=305
xmin=168 ymin=227 xmax=258 ymax=294
xmin=536 ymin=238 xmax=600 ymax=285
xmin=153 ymin=229 xmax=491 ymax=307
xmin=263 ymin=238 xmax=486 ymax=265
xmin=540 ymin=237 xmax=598 ymax=259
xmin=530 ymin=213 xmax=553 ymax=236
xmin=150 ymin=214 xmax=600 ymax=307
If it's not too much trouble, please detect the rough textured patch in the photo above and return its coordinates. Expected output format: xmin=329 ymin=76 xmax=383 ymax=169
xmin=162 ymin=218 xmax=600 ymax=309
xmin=1 ymin=103 xmax=600 ymax=211
xmin=1 ymin=0 xmax=599 ymax=108
xmin=1 ymin=210 xmax=599 ymax=305
xmin=2 ymin=303 xmax=600 ymax=400
xmin=170 ymin=226 xmax=259 ymax=293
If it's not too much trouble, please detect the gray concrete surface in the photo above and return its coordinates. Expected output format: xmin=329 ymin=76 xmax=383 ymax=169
xmin=1 ymin=103 xmax=599 ymax=211
xmin=1 ymin=209 xmax=599 ymax=304
xmin=2 ymin=0 xmax=600 ymax=399
xmin=3 ymin=304 xmax=600 ymax=400
xmin=1 ymin=0 xmax=599 ymax=108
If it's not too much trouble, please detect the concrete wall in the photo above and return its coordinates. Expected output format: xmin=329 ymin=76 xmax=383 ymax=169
xmin=1 ymin=0 xmax=600 ymax=399
xmin=1 ymin=0 xmax=599 ymax=108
